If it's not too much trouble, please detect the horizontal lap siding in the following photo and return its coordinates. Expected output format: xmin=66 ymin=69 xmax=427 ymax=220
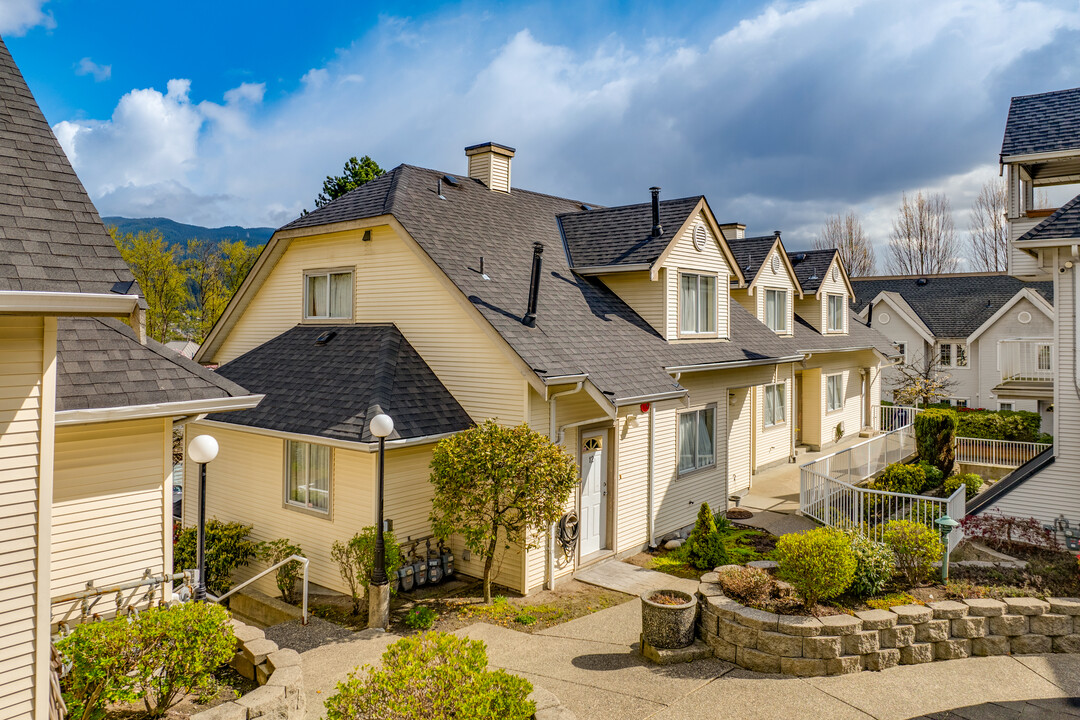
xmin=51 ymin=419 xmax=170 ymax=624
xmin=808 ymin=354 xmax=871 ymax=448
xmin=979 ymin=297 xmax=1053 ymax=412
xmin=0 ymin=317 xmax=45 ymax=720
xmin=756 ymin=364 xmax=794 ymax=469
xmin=599 ymin=271 xmax=665 ymax=333
xmin=663 ymin=212 xmax=731 ymax=340
xmin=615 ymin=406 xmax=649 ymax=551
xmin=814 ymin=261 xmax=849 ymax=334
xmin=750 ymin=247 xmax=796 ymax=337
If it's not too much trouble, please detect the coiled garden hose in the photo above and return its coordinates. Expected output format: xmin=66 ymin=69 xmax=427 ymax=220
xmin=557 ymin=511 xmax=580 ymax=561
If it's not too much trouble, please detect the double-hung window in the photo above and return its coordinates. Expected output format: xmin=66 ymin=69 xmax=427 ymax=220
xmin=765 ymin=289 xmax=787 ymax=333
xmin=679 ymin=274 xmax=717 ymax=335
xmin=286 ymin=441 xmax=331 ymax=514
xmin=826 ymin=374 xmax=843 ymax=412
xmin=305 ymin=270 xmax=353 ymax=320
xmin=939 ymin=343 xmax=952 ymax=367
xmin=678 ymin=407 xmax=715 ymax=474
xmin=763 ymin=383 xmax=786 ymax=426
xmin=896 ymin=342 xmax=907 ymax=361
xmin=1037 ymin=344 xmax=1052 ymax=372
xmin=955 ymin=344 xmax=968 ymax=368
xmin=939 ymin=343 xmax=967 ymax=368
xmin=827 ymin=294 xmax=845 ymax=332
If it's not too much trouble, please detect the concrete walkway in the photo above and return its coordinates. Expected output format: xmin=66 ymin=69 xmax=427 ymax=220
xmin=573 ymin=559 xmax=699 ymax=596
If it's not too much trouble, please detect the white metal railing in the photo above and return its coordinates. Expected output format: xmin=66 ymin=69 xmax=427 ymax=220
xmin=955 ymin=437 xmax=1051 ymax=468
xmin=999 ymin=338 xmax=1054 ymax=383
xmin=872 ymin=404 xmax=921 ymax=433
xmin=209 ymin=554 xmax=309 ymax=625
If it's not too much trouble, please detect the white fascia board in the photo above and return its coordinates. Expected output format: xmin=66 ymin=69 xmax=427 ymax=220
xmin=0 ymin=291 xmax=139 ymax=316
xmin=869 ymin=292 xmax=936 ymax=346
xmin=573 ymin=264 xmax=652 ymax=275
xmin=615 ymin=389 xmax=688 ymax=406
xmin=665 ymin=354 xmax=805 ymax=375
xmin=966 ymin=288 xmax=1055 ymax=344
xmin=1002 ymin=149 xmax=1080 ymax=164
xmin=55 ymin=394 xmax=264 ymax=426
xmin=195 ymin=417 xmax=457 ymax=452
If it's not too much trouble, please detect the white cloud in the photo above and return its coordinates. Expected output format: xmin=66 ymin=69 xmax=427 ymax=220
xmin=75 ymin=57 xmax=111 ymax=82
xmin=0 ymin=0 xmax=54 ymax=36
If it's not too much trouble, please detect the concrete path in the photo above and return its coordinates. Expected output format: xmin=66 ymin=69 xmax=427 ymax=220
xmin=732 ymin=508 xmax=818 ymax=535
xmin=573 ymin=558 xmax=699 ymax=596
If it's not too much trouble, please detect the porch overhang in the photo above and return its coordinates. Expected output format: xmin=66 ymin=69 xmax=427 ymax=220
xmin=991 ymin=380 xmax=1054 ymax=400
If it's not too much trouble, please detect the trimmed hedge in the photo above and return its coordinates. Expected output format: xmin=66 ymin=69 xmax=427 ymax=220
xmin=915 ymin=409 xmax=957 ymax=476
xmin=873 ymin=462 xmax=926 ymax=495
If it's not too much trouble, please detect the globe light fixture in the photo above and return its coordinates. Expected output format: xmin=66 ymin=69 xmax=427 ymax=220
xmin=368 ymin=412 xmax=394 ymax=629
xmin=187 ymin=435 xmax=220 ymax=601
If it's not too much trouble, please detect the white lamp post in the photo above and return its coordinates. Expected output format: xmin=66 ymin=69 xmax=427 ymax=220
xmin=187 ymin=435 xmax=219 ymax=601
xmin=368 ymin=413 xmax=394 ymax=629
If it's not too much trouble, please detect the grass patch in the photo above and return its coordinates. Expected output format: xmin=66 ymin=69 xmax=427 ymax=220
xmin=456 ymin=595 xmax=566 ymax=628
xmin=865 ymin=592 xmax=921 ymax=610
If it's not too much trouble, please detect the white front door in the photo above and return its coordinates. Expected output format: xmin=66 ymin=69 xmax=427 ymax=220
xmin=579 ymin=432 xmax=606 ymax=557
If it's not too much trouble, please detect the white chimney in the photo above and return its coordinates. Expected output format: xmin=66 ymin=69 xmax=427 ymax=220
xmin=465 ymin=142 xmax=515 ymax=193
xmin=718 ymin=223 xmax=746 ymax=240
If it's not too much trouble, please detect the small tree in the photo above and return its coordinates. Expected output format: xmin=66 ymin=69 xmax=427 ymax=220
xmin=684 ymin=502 xmax=728 ymax=570
xmin=889 ymin=351 xmax=958 ymax=407
xmin=429 ymin=421 xmax=578 ymax=603
xmin=259 ymin=538 xmax=305 ymax=604
xmin=914 ymin=408 xmax=957 ymax=476
xmin=331 ymin=527 xmax=403 ymax=615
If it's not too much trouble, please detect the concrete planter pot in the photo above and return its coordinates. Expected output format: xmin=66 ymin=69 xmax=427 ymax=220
xmin=641 ymin=589 xmax=697 ymax=649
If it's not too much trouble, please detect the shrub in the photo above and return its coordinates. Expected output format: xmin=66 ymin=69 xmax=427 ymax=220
xmin=685 ymin=503 xmax=729 ymax=570
xmin=956 ymin=409 xmax=1042 ymax=442
xmin=324 ymin=632 xmax=534 ymax=720
xmin=775 ymin=527 xmax=856 ymax=609
xmin=404 ymin=606 xmax=439 ymax=630
xmin=173 ymin=519 xmax=260 ymax=595
xmin=331 ymin=527 xmax=404 ymax=615
xmin=960 ymin=511 xmax=1059 ymax=552
xmin=844 ymin=530 xmax=896 ymax=597
xmin=259 ymin=538 xmax=304 ymax=604
xmin=716 ymin=566 xmax=773 ymax=607
xmin=882 ymin=520 xmax=944 ymax=586
xmin=873 ymin=462 xmax=926 ymax=495
xmin=57 ymin=618 xmax=146 ymax=720
xmin=916 ymin=461 xmax=945 ymax=489
xmin=915 ymin=409 xmax=957 ymax=475
xmin=944 ymin=473 xmax=984 ymax=501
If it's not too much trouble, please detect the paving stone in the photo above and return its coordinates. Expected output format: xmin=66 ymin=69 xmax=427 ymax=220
xmin=855 ymin=609 xmax=897 ymax=630
xmin=1030 ymin=613 xmax=1072 ymax=636
xmin=705 ymin=633 xmax=737 ymax=662
xmin=1048 ymin=598 xmax=1080 ymax=615
xmin=255 ymin=661 xmax=272 ymax=685
xmin=266 ymin=648 xmax=301 ymax=673
xmin=1053 ymin=634 xmax=1080 ymax=653
xmin=971 ymin=635 xmax=1011 ymax=656
xmin=951 ymin=616 xmax=988 ymax=639
xmin=819 ymin=615 xmax=861 ymax=636
xmin=843 ymin=630 xmax=879 ymax=655
xmin=963 ymin=598 xmax=1007 ymax=617
xmin=698 ymin=582 xmax=724 ymax=597
xmin=899 ymin=643 xmax=934 ymax=665
xmin=825 ymin=655 xmax=862 ymax=675
xmin=928 ymin=601 xmax=969 ymax=619
xmin=734 ymin=606 xmax=779 ymax=632
xmin=230 ymin=652 xmax=255 ymax=681
xmin=892 ymin=605 xmax=933 ymax=625
xmin=1011 ymin=634 xmax=1052 ymax=654
xmin=864 ymin=648 xmax=900 ymax=671
xmin=264 ymin=665 xmax=302 ymax=694
xmin=1003 ymin=597 xmax=1050 ymax=616
xmin=777 ymin=615 xmax=822 ymax=637
xmin=757 ymin=630 xmax=803 ymax=657
xmin=879 ymin=624 xmax=915 ymax=649
xmin=914 ymin=619 xmax=949 ymax=643
xmin=242 ymin=637 xmax=279 ymax=666
xmin=803 ymin=635 xmax=843 ymax=659
xmin=746 ymin=560 xmax=779 ymax=572
xmin=699 ymin=572 xmax=721 ymax=584
xmin=934 ymin=638 xmax=971 ymax=660
xmin=192 ymin=702 xmax=246 ymax=720
xmin=719 ymin=618 xmax=758 ymax=648
xmin=705 ymin=595 xmax=741 ymax=621
xmin=234 ymin=684 xmax=284 ymax=713
xmin=773 ymin=581 xmax=796 ymax=599
xmin=990 ymin=614 xmax=1029 ymax=636
xmin=781 ymin=656 xmax=827 ymax=677
xmin=737 ymin=646 xmax=781 ymax=674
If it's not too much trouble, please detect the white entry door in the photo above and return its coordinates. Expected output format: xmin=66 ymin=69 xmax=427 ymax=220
xmin=579 ymin=432 xmax=607 ymax=557
xmin=728 ymin=388 xmax=752 ymax=494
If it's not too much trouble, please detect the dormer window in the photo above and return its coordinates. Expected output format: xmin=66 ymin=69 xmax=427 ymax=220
xmin=765 ymin=289 xmax=787 ymax=333
xmin=679 ymin=273 xmax=717 ymax=336
xmin=305 ymin=269 xmax=353 ymax=320
xmin=827 ymin=294 xmax=845 ymax=332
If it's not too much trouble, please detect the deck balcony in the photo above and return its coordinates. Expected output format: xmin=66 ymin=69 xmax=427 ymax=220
xmin=994 ymin=338 xmax=1054 ymax=399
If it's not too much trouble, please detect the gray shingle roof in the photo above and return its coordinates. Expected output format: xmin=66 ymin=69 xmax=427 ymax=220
xmin=726 ymin=235 xmax=778 ymax=281
xmin=793 ymin=313 xmax=895 ymax=356
xmin=0 ymin=38 xmax=135 ymax=294
xmin=208 ymin=324 xmax=473 ymax=442
xmin=850 ymin=274 xmax=1053 ymax=338
xmin=1001 ymin=87 xmax=1080 ymax=158
xmin=559 ymin=196 xmax=702 ymax=268
xmin=1016 ymin=191 xmax=1080 ymax=243
xmin=56 ymin=317 xmax=249 ymax=412
xmin=787 ymin=249 xmax=838 ymax=294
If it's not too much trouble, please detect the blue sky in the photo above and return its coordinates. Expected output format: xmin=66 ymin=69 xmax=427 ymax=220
xmin=5 ymin=0 xmax=1080 ymax=261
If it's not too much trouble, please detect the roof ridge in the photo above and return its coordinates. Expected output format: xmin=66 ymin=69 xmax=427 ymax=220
xmin=1010 ymin=86 xmax=1080 ymax=102
xmin=396 ymin=163 xmax=599 ymax=208
xmin=556 ymin=195 xmax=703 ymax=219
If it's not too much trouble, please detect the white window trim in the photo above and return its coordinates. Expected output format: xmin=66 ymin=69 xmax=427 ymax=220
xmin=826 ymin=373 xmax=844 ymax=413
xmin=764 ymin=288 xmax=789 ymax=334
xmin=677 ymin=405 xmax=717 ymax=476
xmin=896 ymin=342 xmax=907 ymax=362
xmin=938 ymin=342 xmax=968 ymax=369
xmin=284 ymin=440 xmax=333 ymax=518
xmin=998 ymin=401 xmax=1014 ymax=412
xmin=677 ymin=270 xmax=720 ymax=338
xmin=826 ymin=293 xmax=846 ymax=333
xmin=949 ymin=397 xmax=969 ymax=409
xmin=303 ymin=267 xmax=355 ymax=322
xmin=763 ymin=382 xmax=787 ymax=427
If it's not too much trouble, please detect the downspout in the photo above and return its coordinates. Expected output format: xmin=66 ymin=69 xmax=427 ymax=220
xmin=1072 ymin=246 xmax=1080 ymax=402
xmin=789 ymin=362 xmax=797 ymax=462
xmin=546 ymin=381 xmax=584 ymax=591
xmin=647 ymin=403 xmax=656 ymax=548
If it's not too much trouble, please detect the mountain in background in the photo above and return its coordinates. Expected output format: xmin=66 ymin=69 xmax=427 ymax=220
xmin=103 ymin=216 xmax=275 ymax=247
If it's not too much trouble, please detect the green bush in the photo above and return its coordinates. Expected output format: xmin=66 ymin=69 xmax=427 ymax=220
xmin=685 ymin=503 xmax=730 ymax=570
xmin=873 ymin=462 xmax=926 ymax=495
xmin=915 ymin=409 xmax=957 ymax=476
xmin=956 ymin=409 xmax=1042 ymax=442
xmin=775 ymin=527 xmax=856 ymax=609
xmin=324 ymin=632 xmax=534 ymax=720
xmin=916 ymin=461 xmax=945 ymax=489
xmin=944 ymin=473 xmax=984 ymax=501
xmin=56 ymin=618 xmax=145 ymax=720
xmin=259 ymin=538 xmax=304 ymax=604
xmin=331 ymin=527 xmax=404 ymax=615
xmin=404 ymin=606 xmax=439 ymax=630
xmin=882 ymin=520 xmax=944 ymax=586
xmin=173 ymin=519 xmax=260 ymax=595
xmin=843 ymin=530 xmax=895 ymax=598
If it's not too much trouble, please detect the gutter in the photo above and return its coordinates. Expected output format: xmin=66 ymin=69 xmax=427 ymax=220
xmin=615 ymin=389 xmax=687 ymax=406
xmin=54 ymin=394 xmax=264 ymax=426
xmin=195 ymin=418 xmax=461 ymax=451
xmin=572 ymin=264 xmax=652 ymax=275
xmin=0 ymin=291 xmax=139 ymax=316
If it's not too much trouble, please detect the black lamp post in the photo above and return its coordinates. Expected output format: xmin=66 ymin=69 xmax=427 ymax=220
xmin=368 ymin=413 xmax=394 ymax=628
xmin=187 ymin=434 xmax=219 ymax=601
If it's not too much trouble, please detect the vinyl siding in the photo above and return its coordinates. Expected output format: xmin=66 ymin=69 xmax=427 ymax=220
xmin=798 ymin=368 xmax=823 ymax=448
xmin=868 ymin=302 xmax=930 ymax=402
xmin=734 ymin=246 xmax=796 ymax=337
xmin=468 ymin=152 xmax=511 ymax=193
xmin=727 ymin=387 xmax=752 ymax=494
xmin=798 ymin=259 xmax=849 ymax=334
xmin=598 ymin=271 xmax=665 ymax=333
xmin=803 ymin=352 xmax=877 ymax=449
xmin=215 ymin=225 xmax=527 ymax=425
xmin=51 ymin=418 xmax=171 ymax=624
xmin=755 ymin=364 xmax=795 ymax=469
xmin=979 ymin=296 xmax=1053 ymax=414
xmin=614 ymin=405 xmax=650 ymax=551
xmin=662 ymin=211 xmax=731 ymax=341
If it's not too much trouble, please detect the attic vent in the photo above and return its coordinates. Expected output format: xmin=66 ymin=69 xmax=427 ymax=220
xmin=771 ymin=255 xmax=780 ymax=274
xmin=314 ymin=331 xmax=337 ymax=346
xmin=916 ymin=278 xmax=928 ymax=286
xmin=692 ymin=225 xmax=707 ymax=251
xmin=443 ymin=174 xmax=459 ymax=187
xmin=792 ymin=253 xmax=806 ymax=263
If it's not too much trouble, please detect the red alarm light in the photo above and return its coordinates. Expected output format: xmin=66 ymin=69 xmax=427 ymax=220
xmin=640 ymin=403 xmax=651 ymax=413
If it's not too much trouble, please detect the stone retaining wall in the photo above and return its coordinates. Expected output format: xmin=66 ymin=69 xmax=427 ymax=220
xmin=698 ymin=579 xmax=1080 ymax=677
xmin=193 ymin=618 xmax=304 ymax=720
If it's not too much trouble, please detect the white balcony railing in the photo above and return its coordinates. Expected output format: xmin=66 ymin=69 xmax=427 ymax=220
xmin=999 ymin=338 xmax=1054 ymax=383
xmin=955 ymin=437 xmax=1051 ymax=468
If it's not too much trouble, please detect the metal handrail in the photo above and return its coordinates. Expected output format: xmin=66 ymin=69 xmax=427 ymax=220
xmin=52 ymin=570 xmax=191 ymax=627
xmin=209 ymin=554 xmax=309 ymax=625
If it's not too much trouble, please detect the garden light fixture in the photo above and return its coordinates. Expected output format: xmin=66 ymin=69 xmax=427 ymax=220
xmin=369 ymin=412 xmax=394 ymax=629
xmin=935 ymin=514 xmax=959 ymax=583
xmin=187 ymin=434 xmax=219 ymax=601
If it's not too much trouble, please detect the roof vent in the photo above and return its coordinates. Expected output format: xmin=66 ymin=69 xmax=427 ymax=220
xmin=523 ymin=243 xmax=544 ymax=327
xmin=437 ymin=177 xmax=446 ymax=200
xmin=314 ymin=331 xmax=337 ymax=346
xmin=581 ymin=204 xmax=593 ymax=211
xmin=480 ymin=256 xmax=490 ymax=281
xmin=443 ymin=174 xmax=459 ymax=187
xmin=774 ymin=230 xmax=782 ymax=239
xmin=650 ymin=187 xmax=663 ymax=237
xmin=916 ymin=278 xmax=928 ymax=286
xmin=792 ymin=253 xmax=807 ymax=263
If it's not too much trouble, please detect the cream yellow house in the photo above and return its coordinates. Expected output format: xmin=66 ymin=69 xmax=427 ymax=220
xmin=192 ymin=143 xmax=896 ymax=597
xmin=0 ymin=40 xmax=260 ymax=719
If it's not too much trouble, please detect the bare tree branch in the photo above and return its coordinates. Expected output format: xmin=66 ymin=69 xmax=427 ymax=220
xmin=887 ymin=191 xmax=960 ymax=275
xmin=969 ymin=178 xmax=1008 ymax=272
xmin=814 ymin=211 xmax=876 ymax=276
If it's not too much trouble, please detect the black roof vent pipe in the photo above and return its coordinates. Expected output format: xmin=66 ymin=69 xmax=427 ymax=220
xmin=650 ymin=187 xmax=662 ymax=237
xmin=523 ymin=242 xmax=544 ymax=327
xmin=867 ymin=301 xmax=873 ymax=328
